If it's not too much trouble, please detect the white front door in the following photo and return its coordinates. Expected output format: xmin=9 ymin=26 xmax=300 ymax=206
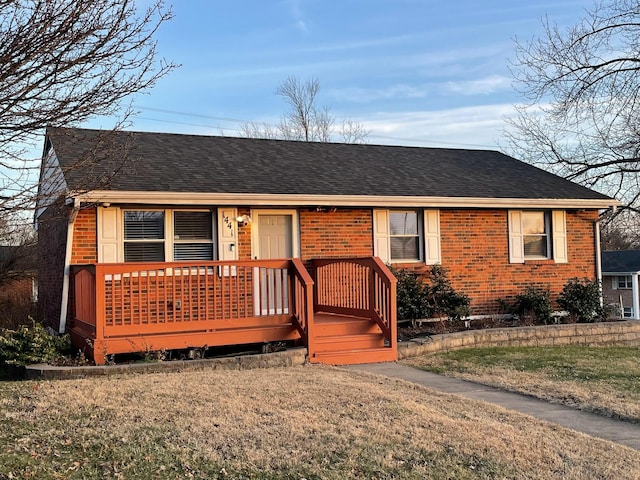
xmin=257 ymin=214 xmax=293 ymax=259
xmin=252 ymin=211 xmax=296 ymax=315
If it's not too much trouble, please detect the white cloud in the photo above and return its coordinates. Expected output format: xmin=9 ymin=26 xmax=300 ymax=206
xmin=359 ymin=104 xmax=519 ymax=149
xmin=445 ymin=75 xmax=512 ymax=95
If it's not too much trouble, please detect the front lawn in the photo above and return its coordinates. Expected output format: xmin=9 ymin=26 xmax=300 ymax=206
xmin=405 ymin=346 xmax=640 ymax=422
xmin=1 ymin=364 xmax=639 ymax=479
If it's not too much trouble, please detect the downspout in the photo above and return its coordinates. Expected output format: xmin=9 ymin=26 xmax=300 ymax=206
xmin=59 ymin=197 xmax=80 ymax=334
xmin=595 ymin=218 xmax=603 ymax=307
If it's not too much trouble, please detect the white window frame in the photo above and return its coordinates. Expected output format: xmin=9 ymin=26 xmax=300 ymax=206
xmin=98 ymin=207 xmax=219 ymax=263
xmin=123 ymin=209 xmax=167 ymax=263
xmin=623 ymin=306 xmax=634 ymax=318
xmin=521 ymin=211 xmax=551 ymax=260
xmin=613 ymin=275 xmax=633 ymax=290
xmin=172 ymin=210 xmax=216 ymax=261
xmin=508 ymin=210 xmax=567 ymax=264
xmin=373 ymin=209 xmax=440 ymax=264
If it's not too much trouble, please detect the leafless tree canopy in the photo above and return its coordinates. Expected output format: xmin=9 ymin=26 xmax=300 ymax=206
xmin=506 ymin=0 xmax=640 ymax=219
xmin=241 ymin=76 xmax=370 ymax=144
xmin=0 ymin=0 xmax=175 ymax=213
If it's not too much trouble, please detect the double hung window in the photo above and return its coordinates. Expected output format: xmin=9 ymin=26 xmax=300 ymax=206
xmin=123 ymin=210 xmax=214 ymax=262
xmin=373 ymin=209 xmax=440 ymax=264
xmin=614 ymin=275 xmax=633 ymax=290
xmin=522 ymin=211 xmax=550 ymax=259
xmin=124 ymin=211 xmax=165 ymax=262
xmin=389 ymin=211 xmax=421 ymax=261
xmin=508 ymin=210 xmax=567 ymax=264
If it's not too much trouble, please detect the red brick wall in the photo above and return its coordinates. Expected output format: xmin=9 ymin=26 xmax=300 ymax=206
xmin=37 ymin=199 xmax=69 ymax=331
xmin=299 ymin=209 xmax=373 ymax=261
xmin=237 ymin=207 xmax=252 ymax=260
xmin=71 ymin=207 xmax=97 ymax=264
xmin=62 ymin=205 xmax=599 ymax=318
xmin=438 ymin=209 xmax=598 ymax=314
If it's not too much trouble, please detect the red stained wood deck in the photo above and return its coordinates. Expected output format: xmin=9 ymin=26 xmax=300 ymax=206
xmin=70 ymin=257 xmax=397 ymax=365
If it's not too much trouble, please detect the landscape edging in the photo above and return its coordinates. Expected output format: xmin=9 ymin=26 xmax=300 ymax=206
xmin=398 ymin=321 xmax=640 ymax=359
xmin=23 ymin=347 xmax=307 ymax=380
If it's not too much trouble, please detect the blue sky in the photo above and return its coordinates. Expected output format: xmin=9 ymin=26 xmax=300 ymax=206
xmin=97 ymin=0 xmax=594 ymax=150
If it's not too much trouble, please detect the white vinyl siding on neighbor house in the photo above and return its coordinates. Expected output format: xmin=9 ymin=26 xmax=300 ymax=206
xmin=373 ymin=209 xmax=440 ymax=264
xmin=508 ymin=210 xmax=567 ymax=264
xmin=97 ymin=207 xmax=232 ymax=263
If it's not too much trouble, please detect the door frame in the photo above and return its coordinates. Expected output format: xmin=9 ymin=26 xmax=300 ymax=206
xmin=250 ymin=209 xmax=300 ymax=259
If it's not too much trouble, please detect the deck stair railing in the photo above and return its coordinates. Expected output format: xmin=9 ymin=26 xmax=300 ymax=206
xmin=311 ymin=257 xmax=397 ymax=355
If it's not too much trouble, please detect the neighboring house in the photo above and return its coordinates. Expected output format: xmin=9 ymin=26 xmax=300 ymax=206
xmin=0 ymin=244 xmax=38 ymax=327
xmin=36 ymin=127 xmax=618 ymax=364
xmin=602 ymin=250 xmax=640 ymax=319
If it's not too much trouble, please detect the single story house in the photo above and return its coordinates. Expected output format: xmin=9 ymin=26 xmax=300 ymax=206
xmin=36 ymin=127 xmax=618 ymax=364
xmin=602 ymin=250 xmax=640 ymax=319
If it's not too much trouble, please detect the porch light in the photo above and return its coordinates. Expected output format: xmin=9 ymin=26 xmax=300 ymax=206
xmin=235 ymin=214 xmax=252 ymax=226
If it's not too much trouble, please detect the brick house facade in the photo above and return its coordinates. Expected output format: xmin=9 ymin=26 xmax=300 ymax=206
xmin=37 ymin=127 xmax=617 ymax=351
xmin=36 ymin=203 xmax=601 ymax=329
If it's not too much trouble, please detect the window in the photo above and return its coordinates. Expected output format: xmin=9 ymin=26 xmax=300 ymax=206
xmin=614 ymin=275 xmax=632 ymax=289
xmin=389 ymin=211 xmax=420 ymax=261
xmin=522 ymin=211 xmax=550 ymax=259
xmin=173 ymin=211 xmax=214 ymax=261
xmin=122 ymin=209 xmax=215 ymax=262
xmin=124 ymin=211 xmax=165 ymax=262
xmin=508 ymin=210 xmax=567 ymax=264
xmin=623 ymin=306 xmax=634 ymax=318
xmin=373 ymin=209 xmax=440 ymax=264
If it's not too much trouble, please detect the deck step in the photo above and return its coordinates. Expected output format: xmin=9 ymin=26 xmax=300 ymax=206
xmin=310 ymin=347 xmax=397 ymax=365
xmin=314 ymin=319 xmax=382 ymax=337
xmin=313 ymin=333 xmax=385 ymax=352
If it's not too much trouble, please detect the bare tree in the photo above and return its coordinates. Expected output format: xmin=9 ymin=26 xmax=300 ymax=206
xmin=506 ymin=0 xmax=640 ymax=214
xmin=242 ymin=76 xmax=369 ymax=144
xmin=0 ymin=0 xmax=176 ymax=216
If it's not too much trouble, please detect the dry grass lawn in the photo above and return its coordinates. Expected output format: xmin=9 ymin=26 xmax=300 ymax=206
xmin=405 ymin=346 xmax=640 ymax=422
xmin=1 ymin=364 xmax=639 ymax=479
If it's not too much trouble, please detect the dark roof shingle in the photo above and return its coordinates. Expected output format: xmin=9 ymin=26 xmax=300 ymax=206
xmin=602 ymin=250 xmax=640 ymax=273
xmin=46 ymin=127 xmax=613 ymax=201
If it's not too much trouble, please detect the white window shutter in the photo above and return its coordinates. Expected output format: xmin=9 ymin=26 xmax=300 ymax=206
xmin=508 ymin=210 xmax=525 ymax=264
xmin=424 ymin=209 xmax=441 ymax=265
xmin=552 ymin=210 xmax=568 ymax=263
xmin=218 ymin=208 xmax=238 ymax=261
xmin=97 ymin=207 xmax=120 ymax=263
xmin=373 ymin=209 xmax=390 ymax=263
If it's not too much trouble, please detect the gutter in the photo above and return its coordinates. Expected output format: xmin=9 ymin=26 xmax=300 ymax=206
xmin=72 ymin=190 xmax=620 ymax=210
xmin=59 ymin=197 xmax=80 ymax=334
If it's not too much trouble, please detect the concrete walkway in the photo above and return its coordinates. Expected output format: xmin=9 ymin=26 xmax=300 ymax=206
xmin=347 ymin=362 xmax=640 ymax=451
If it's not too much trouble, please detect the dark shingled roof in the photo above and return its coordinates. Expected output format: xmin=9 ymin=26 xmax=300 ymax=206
xmin=602 ymin=250 xmax=640 ymax=273
xmin=46 ymin=127 xmax=613 ymax=200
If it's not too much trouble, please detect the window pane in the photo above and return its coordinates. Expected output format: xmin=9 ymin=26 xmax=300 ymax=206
xmin=124 ymin=242 xmax=165 ymax=262
xmin=390 ymin=211 xmax=418 ymax=235
xmin=124 ymin=211 xmax=164 ymax=240
xmin=523 ymin=236 xmax=547 ymax=257
xmin=390 ymin=237 xmax=419 ymax=260
xmin=174 ymin=211 xmax=212 ymax=240
xmin=522 ymin=212 xmax=545 ymax=235
xmin=174 ymin=243 xmax=214 ymax=261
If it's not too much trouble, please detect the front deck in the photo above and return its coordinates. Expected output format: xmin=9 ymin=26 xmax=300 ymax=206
xmin=70 ymin=257 xmax=397 ymax=365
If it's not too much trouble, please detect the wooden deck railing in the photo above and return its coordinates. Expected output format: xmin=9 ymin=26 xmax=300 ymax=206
xmin=312 ymin=257 xmax=397 ymax=347
xmin=70 ymin=259 xmax=314 ymax=360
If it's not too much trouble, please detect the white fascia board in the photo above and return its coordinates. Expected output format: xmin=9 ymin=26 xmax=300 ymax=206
xmin=602 ymin=271 xmax=640 ymax=276
xmin=71 ymin=190 xmax=620 ymax=210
